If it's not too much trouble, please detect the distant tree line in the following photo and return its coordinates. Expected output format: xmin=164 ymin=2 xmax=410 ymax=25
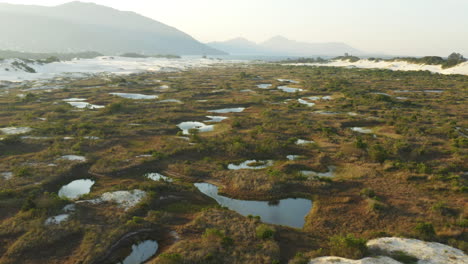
xmin=280 ymin=57 xmax=328 ymax=63
xmin=0 ymin=50 xmax=102 ymax=61
xmin=390 ymin=53 xmax=466 ymax=69
xmin=279 ymin=52 xmax=466 ymax=69
xmin=333 ymin=53 xmax=360 ymax=62
xmin=120 ymin=53 xmax=181 ymax=59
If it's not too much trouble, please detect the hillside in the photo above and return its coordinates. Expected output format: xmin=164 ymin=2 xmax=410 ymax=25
xmin=0 ymin=1 xmax=225 ymax=55
xmin=208 ymin=36 xmax=361 ymax=56
xmin=207 ymin=37 xmax=266 ymax=55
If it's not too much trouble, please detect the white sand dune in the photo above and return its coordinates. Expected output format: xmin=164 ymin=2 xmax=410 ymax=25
xmin=0 ymin=57 xmax=241 ymax=82
xmin=286 ymin=60 xmax=468 ymax=75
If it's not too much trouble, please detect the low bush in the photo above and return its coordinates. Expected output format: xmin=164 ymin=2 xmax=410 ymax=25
xmin=329 ymin=234 xmax=368 ymax=259
xmin=255 ymin=224 xmax=276 ymax=240
xmin=414 ymin=222 xmax=436 ymax=240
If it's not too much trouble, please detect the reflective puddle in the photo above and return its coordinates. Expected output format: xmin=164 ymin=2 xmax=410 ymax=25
xmin=195 ymin=183 xmax=312 ymax=228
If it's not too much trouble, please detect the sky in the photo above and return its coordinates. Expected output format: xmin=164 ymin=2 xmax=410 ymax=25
xmin=1 ymin=0 xmax=467 ymax=56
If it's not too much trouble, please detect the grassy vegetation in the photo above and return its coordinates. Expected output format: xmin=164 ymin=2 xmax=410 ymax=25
xmin=0 ymin=63 xmax=466 ymax=263
xmin=283 ymin=52 xmax=467 ymax=69
xmin=120 ymin=53 xmax=182 ymax=59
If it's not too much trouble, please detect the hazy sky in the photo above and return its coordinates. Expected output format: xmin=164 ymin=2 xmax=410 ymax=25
xmin=1 ymin=0 xmax=467 ymax=56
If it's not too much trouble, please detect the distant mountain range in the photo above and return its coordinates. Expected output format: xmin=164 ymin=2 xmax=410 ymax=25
xmin=207 ymin=36 xmax=361 ymax=56
xmin=0 ymin=1 xmax=225 ymax=55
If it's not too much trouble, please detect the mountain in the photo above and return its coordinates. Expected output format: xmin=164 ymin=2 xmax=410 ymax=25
xmin=261 ymin=36 xmax=360 ymax=56
xmin=0 ymin=1 xmax=225 ymax=55
xmin=207 ymin=38 xmax=265 ymax=55
xmin=208 ymin=36 xmax=361 ymax=56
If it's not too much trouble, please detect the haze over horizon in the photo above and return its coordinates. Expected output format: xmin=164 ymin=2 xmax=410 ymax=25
xmin=0 ymin=0 xmax=467 ymax=57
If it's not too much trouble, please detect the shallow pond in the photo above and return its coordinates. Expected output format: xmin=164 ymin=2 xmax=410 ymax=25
xmin=228 ymin=160 xmax=273 ymax=170
xmin=59 ymin=155 xmax=87 ymax=162
xmin=205 ymin=116 xmax=228 ymax=123
xmin=1 ymin=172 xmax=13 ymax=180
xmin=423 ymin=90 xmax=443 ymax=93
xmin=277 ymin=79 xmax=299 ymax=84
xmin=296 ymin=139 xmax=315 ymax=145
xmin=158 ymin=99 xmax=182 ymax=103
xmin=177 ymin=121 xmax=214 ymax=135
xmin=372 ymin=92 xmax=391 ymax=96
xmin=278 ymin=86 xmax=303 ymax=93
xmin=314 ymin=111 xmax=339 ymax=115
xmin=257 ymin=84 xmax=273 ymax=89
xmin=350 ymin=127 xmax=373 ymax=134
xmin=208 ymin=107 xmax=245 ymax=113
xmin=45 ymin=214 xmax=70 ymax=225
xmin=110 ymin=93 xmax=158 ymax=100
xmin=195 ymin=183 xmax=312 ymax=228
xmin=58 ymin=179 xmax=95 ymax=199
xmin=119 ymin=240 xmax=158 ymax=264
xmin=67 ymin=101 xmax=105 ymax=109
xmin=287 ymin=155 xmax=301 ymax=161
xmin=0 ymin=127 xmax=32 ymax=135
xmin=62 ymin=98 xmax=87 ymax=102
xmin=308 ymin=96 xmax=332 ymax=101
xmin=298 ymin=99 xmax=315 ymax=107
xmin=301 ymin=166 xmax=337 ymax=178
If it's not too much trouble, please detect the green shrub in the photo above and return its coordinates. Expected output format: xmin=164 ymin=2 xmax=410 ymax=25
xmin=40 ymin=56 xmax=60 ymax=64
xmin=289 ymin=252 xmax=309 ymax=264
xmin=151 ymin=151 xmax=167 ymax=160
xmin=360 ymin=188 xmax=376 ymax=198
xmin=1 ymin=134 xmax=21 ymax=144
xmin=0 ymin=189 xmax=15 ymax=199
xmin=442 ymin=52 xmax=466 ymax=69
xmin=389 ymin=251 xmax=418 ymax=264
xmin=103 ymin=102 xmax=125 ymax=114
xmin=202 ymin=228 xmax=233 ymax=248
xmin=221 ymin=236 xmax=234 ymax=247
xmin=158 ymin=253 xmax=183 ymax=264
xmin=13 ymin=166 xmax=33 ymax=178
xmin=127 ymin=216 xmax=144 ymax=224
xmin=355 ymin=138 xmax=367 ymax=149
xmin=329 ymin=234 xmax=368 ymax=259
xmin=414 ymin=222 xmax=435 ymax=240
xmin=203 ymin=228 xmax=224 ymax=240
xmin=369 ymin=144 xmax=388 ymax=163
xmin=431 ymin=201 xmax=456 ymax=216
xmin=21 ymin=93 xmax=37 ymax=102
xmin=21 ymin=197 xmax=36 ymax=211
xmin=255 ymin=224 xmax=276 ymax=240
xmin=367 ymin=199 xmax=388 ymax=212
